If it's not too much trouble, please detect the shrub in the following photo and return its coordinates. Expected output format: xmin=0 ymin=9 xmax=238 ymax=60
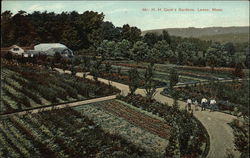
xmin=128 ymin=68 xmax=140 ymax=95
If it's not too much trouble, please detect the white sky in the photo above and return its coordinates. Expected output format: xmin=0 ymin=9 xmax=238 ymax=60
xmin=2 ymin=1 xmax=249 ymax=31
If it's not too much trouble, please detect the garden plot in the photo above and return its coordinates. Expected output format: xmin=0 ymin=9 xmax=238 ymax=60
xmin=0 ymin=108 xmax=155 ymax=158
xmin=110 ymin=65 xmax=207 ymax=86
xmin=1 ymin=62 xmax=119 ymax=115
xmin=162 ymin=80 xmax=249 ymax=116
xmin=74 ymin=99 xmax=170 ymax=155
xmin=110 ymin=62 xmax=236 ymax=83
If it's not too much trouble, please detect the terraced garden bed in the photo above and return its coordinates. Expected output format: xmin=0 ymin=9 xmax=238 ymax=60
xmin=107 ymin=65 xmax=200 ymax=86
xmin=117 ymin=94 xmax=209 ymax=157
xmin=161 ymin=80 xmax=249 ymax=116
xmin=96 ymin=100 xmax=170 ymax=139
xmin=0 ymin=61 xmax=119 ymax=115
xmin=74 ymin=99 xmax=170 ymax=155
xmin=98 ymin=71 xmax=167 ymax=88
xmin=0 ymin=108 xmax=155 ymax=158
xmin=110 ymin=61 xmax=238 ymax=82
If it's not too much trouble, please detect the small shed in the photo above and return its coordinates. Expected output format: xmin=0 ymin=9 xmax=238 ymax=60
xmin=9 ymin=45 xmax=25 ymax=55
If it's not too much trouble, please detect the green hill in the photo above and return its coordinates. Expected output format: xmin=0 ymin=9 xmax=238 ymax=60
xmin=199 ymin=33 xmax=249 ymax=43
xmin=142 ymin=26 xmax=249 ymax=43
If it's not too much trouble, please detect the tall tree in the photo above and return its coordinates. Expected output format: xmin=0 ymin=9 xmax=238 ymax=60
xmin=61 ymin=25 xmax=81 ymax=50
xmin=144 ymin=64 xmax=157 ymax=100
xmin=121 ymin=24 xmax=141 ymax=43
xmin=224 ymin=42 xmax=236 ymax=56
xmin=130 ymin=41 xmax=150 ymax=63
xmin=160 ymin=30 xmax=171 ymax=44
xmin=101 ymin=21 xmax=121 ymax=41
xmin=128 ymin=68 xmax=140 ymax=95
xmin=154 ymin=40 xmax=173 ymax=60
xmin=1 ymin=11 xmax=13 ymax=46
xmin=116 ymin=39 xmax=131 ymax=58
xmin=169 ymin=68 xmax=179 ymax=91
xmin=11 ymin=10 xmax=36 ymax=46
xmin=143 ymin=32 xmax=160 ymax=47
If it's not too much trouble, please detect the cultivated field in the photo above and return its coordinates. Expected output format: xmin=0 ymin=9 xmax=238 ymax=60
xmin=0 ymin=108 xmax=157 ymax=158
xmin=74 ymin=99 xmax=171 ymax=155
xmin=0 ymin=60 xmax=119 ymax=115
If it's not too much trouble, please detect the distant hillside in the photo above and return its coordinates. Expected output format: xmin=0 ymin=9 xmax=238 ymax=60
xmin=199 ymin=33 xmax=249 ymax=43
xmin=142 ymin=26 xmax=249 ymax=43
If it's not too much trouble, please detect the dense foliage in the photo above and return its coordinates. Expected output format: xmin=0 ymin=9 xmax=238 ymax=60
xmin=230 ymin=118 xmax=249 ymax=158
xmin=2 ymin=10 xmax=249 ymax=68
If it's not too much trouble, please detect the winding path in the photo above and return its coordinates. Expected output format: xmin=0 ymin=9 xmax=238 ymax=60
xmin=55 ymin=69 xmax=240 ymax=158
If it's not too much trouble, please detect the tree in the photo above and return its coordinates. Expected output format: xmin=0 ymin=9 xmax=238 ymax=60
xmin=11 ymin=10 xmax=36 ymax=46
xmin=130 ymin=26 xmax=142 ymax=43
xmin=160 ymin=30 xmax=171 ymax=44
xmin=171 ymin=90 xmax=180 ymax=110
xmin=143 ymin=32 xmax=160 ymax=47
xmin=144 ymin=64 xmax=157 ymax=100
xmin=61 ymin=25 xmax=81 ymax=50
xmin=154 ymin=40 xmax=173 ymax=61
xmin=206 ymin=42 xmax=225 ymax=68
xmin=206 ymin=52 xmax=217 ymax=71
xmin=224 ymin=42 xmax=236 ymax=56
xmin=116 ymin=39 xmax=131 ymax=58
xmin=232 ymin=55 xmax=245 ymax=78
xmin=130 ymin=41 xmax=150 ymax=63
xmin=91 ymin=59 xmax=102 ymax=82
xmin=128 ymin=68 xmax=140 ymax=95
xmin=70 ymin=65 xmax=77 ymax=77
xmin=101 ymin=21 xmax=121 ymax=41
xmin=97 ymin=40 xmax=116 ymax=59
xmin=104 ymin=62 xmax=112 ymax=73
xmin=176 ymin=42 xmax=195 ymax=65
xmin=1 ymin=11 xmax=13 ymax=47
xmin=76 ymin=11 xmax=104 ymax=49
xmin=169 ymin=68 xmax=179 ymax=91
xmin=147 ymin=48 xmax=161 ymax=64
xmin=121 ymin=24 xmax=141 ymax=43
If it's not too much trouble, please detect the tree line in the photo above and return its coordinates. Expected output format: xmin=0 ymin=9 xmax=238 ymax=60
xmin=1 ymin=10 xmax=249 ymax=68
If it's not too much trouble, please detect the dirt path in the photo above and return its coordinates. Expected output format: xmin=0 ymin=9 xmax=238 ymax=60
xmin=0 ymin=95 xmax=116 ymax=117
xmin=55 ymin=68 xmax=241 ymax=157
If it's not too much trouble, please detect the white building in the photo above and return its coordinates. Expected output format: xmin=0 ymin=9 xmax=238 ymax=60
xmin=33 ymin=43 xmax=74 ymax=57
xmin=9 ymin=45 xmax=25 ymax=55
xmin=34 ymin=43 xmax=67 ymax=51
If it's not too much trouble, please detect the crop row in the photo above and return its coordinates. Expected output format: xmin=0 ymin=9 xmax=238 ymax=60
xmin=118 ymin=94 xmax=208 ymax=157
xmin=94 ymin=100 xmax=170 ymax=139
xmin=1 ymin=65 xmax=119 ymax=114
xmin=0 ymin=108 xmax=154 ymax=158
xmin=74 ymin=102 xmax=168 ymax=155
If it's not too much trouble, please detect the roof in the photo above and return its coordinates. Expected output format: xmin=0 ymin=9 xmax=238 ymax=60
xmin=34 ymin=43 xmax=67 ymax=51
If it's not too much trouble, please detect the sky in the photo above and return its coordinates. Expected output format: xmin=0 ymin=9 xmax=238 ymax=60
xmin=2 ymin=1 xmax=249 ymax=31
